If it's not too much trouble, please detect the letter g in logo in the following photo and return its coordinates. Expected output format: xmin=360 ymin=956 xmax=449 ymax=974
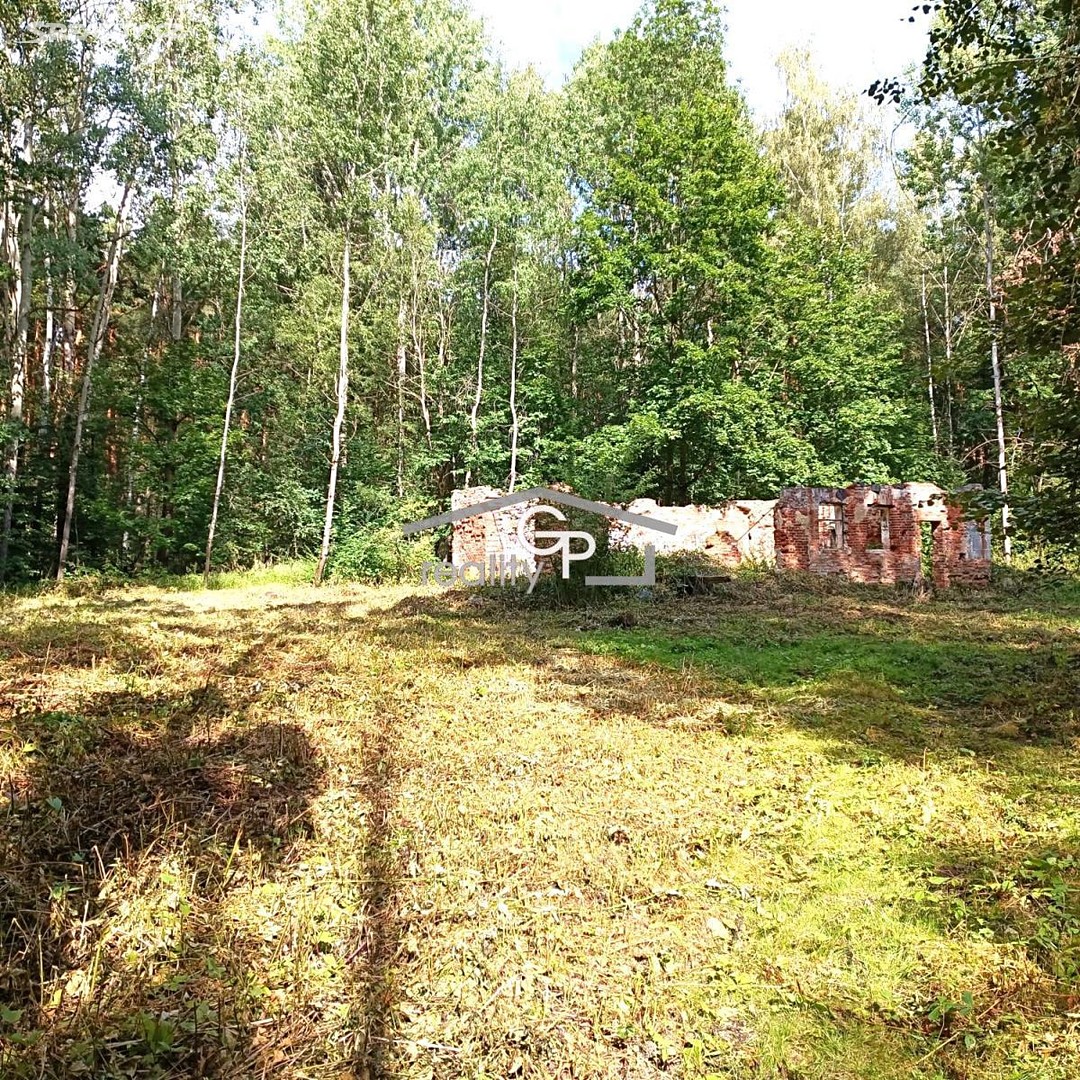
xmin=516 ymin=505 xmax=596 ymax=578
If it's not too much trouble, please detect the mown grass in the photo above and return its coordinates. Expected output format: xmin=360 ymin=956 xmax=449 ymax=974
xmin=1 ymin=572 xmax=1078 ymax=1078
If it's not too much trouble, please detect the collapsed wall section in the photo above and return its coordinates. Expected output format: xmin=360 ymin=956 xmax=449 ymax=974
xmin=609 ymin=499 xmax=776 ymax=565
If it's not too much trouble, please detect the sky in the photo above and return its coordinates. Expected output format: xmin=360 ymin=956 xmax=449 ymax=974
xmin=468 ymin=0 xmax=931 ymax=122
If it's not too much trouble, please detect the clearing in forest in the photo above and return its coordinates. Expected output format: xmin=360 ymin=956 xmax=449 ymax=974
xmin=1 ymin=574 xmax=1079 ymax=1079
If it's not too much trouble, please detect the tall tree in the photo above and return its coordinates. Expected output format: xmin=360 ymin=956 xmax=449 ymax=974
xmin=57 ymin=186 xmax=131 ymax=580
xmin=205 ymin=75 xmax=250 ymax=578
xmin=882 ymin=0 xmax=1080 ymax=551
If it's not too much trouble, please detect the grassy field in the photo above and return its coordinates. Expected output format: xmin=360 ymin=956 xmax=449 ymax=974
xmin=1 ymin=572 xmax=1079 ymax=1079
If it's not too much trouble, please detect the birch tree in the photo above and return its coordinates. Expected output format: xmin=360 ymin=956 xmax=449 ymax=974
xmin=204 ymin=129 xmax=249 ymax=578
xmin=466 ymin=228 xmax=497 ymax=485
xmin=921 ymin=269 xmax=939 ymax=453
xmin=981 ymin=181 xmax=1011 ymax=562
xmin=315 ymin=233 xmax=350 ymax=585
xmin=507 ymin=263 xmax=520 ymax=491
xmin=0 ymin=118 xmax=33 ymax=579
xmin=286 ymin=0 xmax=428 ymax=584
xmin=57 ymin=186 xmax=131 ymax=580
xmin=0 ymin=8 xmax=45 ymax=579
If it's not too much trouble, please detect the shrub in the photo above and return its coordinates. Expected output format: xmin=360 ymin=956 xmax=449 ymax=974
xmin=330 ymin=525 xmax=434 ymax=584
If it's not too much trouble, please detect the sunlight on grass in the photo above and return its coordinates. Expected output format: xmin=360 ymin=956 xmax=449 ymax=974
xmin=1 ymin=577 xmax=1078 ymax=1077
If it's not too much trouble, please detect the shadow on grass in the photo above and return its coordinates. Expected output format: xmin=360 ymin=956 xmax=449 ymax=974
xmin=349 ymin=681 xmax=402 ymax=1078
xmin=364 ymin=590 xmax=1079 ymax=755
xmin=338 ymin=589 xmax=1080 ymax=1072
xmin=3 ymin=581 xmax=1077 ymax=1077
xmin=1 ymin=690 xmax=326 ymax=1076
xmin=0 ymin=591 xmax=411 ymax=1079
xmin=877 ymin=832 xmax=1080 ymax=1067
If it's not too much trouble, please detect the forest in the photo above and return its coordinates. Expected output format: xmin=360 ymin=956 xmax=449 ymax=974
xmin=4 ymin=5 xmax=1080 ymax=1076
xmin=1 ymin=0 xmax=1078 ymax=585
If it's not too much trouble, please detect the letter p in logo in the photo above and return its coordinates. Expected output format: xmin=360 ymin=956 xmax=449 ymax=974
xmin=517 ymin=505 xmax=595 ymax=578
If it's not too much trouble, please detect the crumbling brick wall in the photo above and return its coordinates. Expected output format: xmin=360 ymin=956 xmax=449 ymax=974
xmin=891 ymin=483 xmax=991 ymax=587
xmin=610 ymin=499 xmax=776 ymax=566
xmin=451 ymin=489 xmax=777 ymax=573
xmin=611 ymin=501 xmax=731 ymax=559
xmin=450 ymin=487 xmax=537 ymax=572
xmin=448 ymin=482 xmax=990 ymax=589
xmin=775 ymin=485 xmax=922 ymax=584
xmin=775 ymin=483 xmax=991 ymax=587
xmin=931 ymin=504 xmax=993 ymax=588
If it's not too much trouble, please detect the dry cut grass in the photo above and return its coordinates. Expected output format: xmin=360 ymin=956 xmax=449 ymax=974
xmin=1 ymin=574 xmax=1079 ymax=1079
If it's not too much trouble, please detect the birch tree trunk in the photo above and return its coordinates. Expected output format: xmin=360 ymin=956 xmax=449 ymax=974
xmin=466 ymin=228 xmax=497 ymax=486
xmin=205 ymin=164 xmax=248 ymax=580
xmin=414 ymin=278 xmax=432 ymax=449
xmin=436 ymin=297 xmax=452 ymax=421
xmin=982 ymin=187 xmax=1011 ymax=563
xmin=39 ymin=203 xmax=54 ymax=445
xmin=943 ymin=263 xmax=955 ymax=456
xmin=395 ymin=299 xmax=407 ymax=498
xmin=314 ymin=233 xmax=351 ymax=586
xmin=921 ymin=269 xmax=939 ymax=453
xmin=57 ymin=186 xmax=131 ymax=581
xmin=1 ymin=121 xmax=34 ymax=580
xmin=508 ymin=264 xmax=520 ymax=492
xmin=61 ymin=196 xmax=78 ymax=392
xmin=170 ymin=168 xmax=183 ymax=345
xmin=36 ymin=223 xmax=57 ymax=545
xmin=171 ymin=271 xmax=183 ymax=342
xmin=123 ymin=276 xmax=160 ymax=559
xmin=571 ymin=325 xmax=579 ymax=401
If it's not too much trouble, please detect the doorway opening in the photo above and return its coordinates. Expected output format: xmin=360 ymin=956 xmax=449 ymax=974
xmin=920 ymin=521 xmax=939 ymax=581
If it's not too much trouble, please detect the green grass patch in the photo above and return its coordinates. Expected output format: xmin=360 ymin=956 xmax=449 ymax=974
xmin=577 ymin=628 xmax=1050 ymax=707
xmin=1 ymin=576 xmax=1078 ymax=1078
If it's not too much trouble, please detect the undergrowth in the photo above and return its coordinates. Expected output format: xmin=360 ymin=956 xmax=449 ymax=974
xmin=1 ymin=573 xmax=1078 ymax=1078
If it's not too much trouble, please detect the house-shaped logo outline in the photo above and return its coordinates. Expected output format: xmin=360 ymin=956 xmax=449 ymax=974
xmin=401 ymin=487 xmax=678 ymax=588
xmin=401 ymin=487 xmax=679 ymax=538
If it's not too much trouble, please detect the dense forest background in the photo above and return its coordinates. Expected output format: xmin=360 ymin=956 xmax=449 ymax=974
xmin=0 ymin=0 xmax=1076 ymax=583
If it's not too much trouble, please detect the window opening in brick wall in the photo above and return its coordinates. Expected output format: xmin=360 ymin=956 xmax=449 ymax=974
xmin=818 ymin=502 xmax=845 ymax=550
xmin=920 ymin=521 xmax=938 ymax=580
xmin=865 ymin=506 xmax=890 ymax=550
xmin=962 ymin=520 xmax=990 ymax=560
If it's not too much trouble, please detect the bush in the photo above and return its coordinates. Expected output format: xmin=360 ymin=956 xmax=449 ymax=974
xmin=330 ymin=525 xmax=434 ymax=584
xmin=145 ymin=559 xmax=319 ymax=592
xmin=57 ymin=567 xmax=127 ymax=597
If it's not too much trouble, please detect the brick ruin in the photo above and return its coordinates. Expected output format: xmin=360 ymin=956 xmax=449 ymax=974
xmin=448 ymin=482 xmax=992 ymax=588
xmin=611 ymin=499 xmax=777 ymax=564
xmin=773 ymin=483 xmax=991 ymax=587
xmin=450 ymin=486 xmax=538 ymax=574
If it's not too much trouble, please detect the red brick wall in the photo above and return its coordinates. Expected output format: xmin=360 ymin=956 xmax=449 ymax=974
xmin=774 ymin=488 xmax=812 ymax=572
xmin=776 ymin=485 xmax=921 ymax=585
xmin=776 ymin=483 xmax=991 ymax=588
xmin=931 ymin=505 xmax=992 ymax=588
xmin=448 ymin=488 xmax=568 ymax=579
xmin=450 ymin=487 xmax=537 ymax=572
